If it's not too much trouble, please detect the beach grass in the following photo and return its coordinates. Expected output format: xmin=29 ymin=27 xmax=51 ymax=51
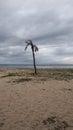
xmin=0 ymin=68 xmax=73 ymax=81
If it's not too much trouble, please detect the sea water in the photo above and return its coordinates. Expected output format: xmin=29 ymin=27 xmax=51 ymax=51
xmin=0 ymin=64 xmax=73 ymax=68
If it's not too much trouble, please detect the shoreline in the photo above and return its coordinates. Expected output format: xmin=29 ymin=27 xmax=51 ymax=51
xmin=0 ymin=64 xmax=73 ymax=69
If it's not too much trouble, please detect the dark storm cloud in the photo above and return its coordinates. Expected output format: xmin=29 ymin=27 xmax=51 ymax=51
xmin=0 ymin=0 xmax=73 ymax=64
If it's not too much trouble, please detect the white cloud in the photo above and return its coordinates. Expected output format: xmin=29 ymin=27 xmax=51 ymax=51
xmin=63 ymin=57 xmax=73 ymax=63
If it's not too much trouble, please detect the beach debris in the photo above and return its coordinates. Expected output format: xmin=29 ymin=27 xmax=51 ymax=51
xmin=42 ymin=116 xmax=72 ymax=130
xmin=13 ymin=78 xmax=32 ymax=83
xmin=0 ymin=122 xmax=4 ymax=127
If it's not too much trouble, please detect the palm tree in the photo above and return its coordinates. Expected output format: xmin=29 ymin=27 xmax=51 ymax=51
xmin=25 ymin=40 xmax=38 ymax=74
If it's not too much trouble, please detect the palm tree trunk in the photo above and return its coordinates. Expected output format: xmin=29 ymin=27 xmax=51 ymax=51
xmin=32 ymin=51 xmax=36 ymax=74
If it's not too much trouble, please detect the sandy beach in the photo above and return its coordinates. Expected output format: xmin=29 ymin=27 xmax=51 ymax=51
xmin=0 ymin=68 xmax=73 ymax=130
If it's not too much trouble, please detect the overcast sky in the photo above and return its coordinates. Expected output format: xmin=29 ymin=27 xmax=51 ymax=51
xmin=0 ymin=0 xmax=73 ymax=64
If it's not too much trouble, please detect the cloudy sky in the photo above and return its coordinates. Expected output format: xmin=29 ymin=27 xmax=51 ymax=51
xmin=0 ymin=0 xmax=73 ymax=64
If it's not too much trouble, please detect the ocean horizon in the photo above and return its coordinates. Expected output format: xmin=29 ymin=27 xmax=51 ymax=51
xmin=0 ymin=64 xmax=73 ymax=68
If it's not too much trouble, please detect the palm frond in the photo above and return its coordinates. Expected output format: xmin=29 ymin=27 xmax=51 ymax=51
xmin=25 ymin=40 xmax=38 ymax=52
xmin=33 ymin=45 xmax=38 ymax=52
xmin=25 ymin=40 xmax=32 ymax=44
xmin=25 ymin=44 xmax=28 ymax=50
xmin=25 ymin=40 xmax=32 ymax=50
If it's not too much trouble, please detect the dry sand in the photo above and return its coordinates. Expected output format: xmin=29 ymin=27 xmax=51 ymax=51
xmin=0 ymin=69 xmax=73 ymax=130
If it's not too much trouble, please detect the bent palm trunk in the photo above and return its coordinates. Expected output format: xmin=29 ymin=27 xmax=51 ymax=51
xmin=25 ymin=40 xmax=38 ymax=74
xmin=32 ymin=51 xmax=36 ymax=74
